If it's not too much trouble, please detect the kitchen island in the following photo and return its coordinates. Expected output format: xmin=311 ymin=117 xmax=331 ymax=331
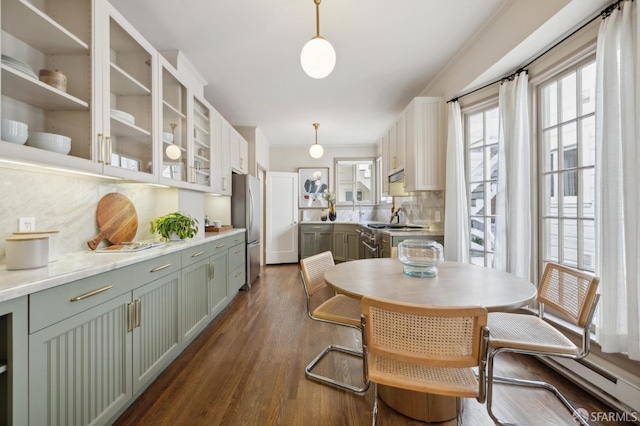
xmin=0 ymin=229 xmax=246 ymax=426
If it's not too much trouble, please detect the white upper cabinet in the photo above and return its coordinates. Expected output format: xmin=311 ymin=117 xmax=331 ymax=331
xmin=390 ymin=115 xmax=405 ymax=175
xmin=230 ymin=128 xmax=248 ymax=175
xmin=191 ymin=96 xmax=212 ymax=189
xmin=211 ymin=111 xmax=231 ymax=195
xmin=0 ymin=0 xmax=96 ymax=172
xmin=158 ymin=57 xmax=189 ymax=187
xmin=97 ymin=3 xmax=157 ymax=182
xmin=403 ymin=97 xmax=445 ymax=191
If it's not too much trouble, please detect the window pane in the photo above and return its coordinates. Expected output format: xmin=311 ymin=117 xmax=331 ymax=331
xmin=469 ymin=147 xmax=484 ymax=181
xmin=581 ymin=168 xmax=595 ymax=218
xmin=486 ymin=181 xmax=497 ymax=216
xmin=561 ymin=72 xmax=577 ymax=122
xmin=486 ymin=145 xmax=499 ymax=180
xmin=561 ymin=122 xmax=577 ymax=159
xmin=580 ymin=116 xmax=596 ymax=167
xmin=542 ymin=82 xmax=558 ymax=127
xmin=581 ymin=62 xmax=596 ymax=115
xmin=582 ymin=219 xmax=596 ymax=271
xmin=563 ymin=219 xmax=578 ymax=267
xmin=543 ymin=128 xmax=558 ymax=172
xmin=486 ymin=107 xmax=500 ymax=144
xmin=470 ymin=183 xmax=484 ymax=214
xmin=544 ymin=174 xmax=559 ymax=215
xmin=544 ymin=218 xmax=560 ymax=262
xmin=470 ymin=217 xmax=486 ymax=251
xmin=468 ymin=113 xmax=484 ymax=148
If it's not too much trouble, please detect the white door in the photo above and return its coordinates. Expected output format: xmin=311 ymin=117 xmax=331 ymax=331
xmin=266 ymin=172 xmax=298 ymax=264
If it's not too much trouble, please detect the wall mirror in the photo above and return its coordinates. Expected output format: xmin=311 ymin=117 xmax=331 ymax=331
xmin=334 ymin=158 xmax=374 ymax=204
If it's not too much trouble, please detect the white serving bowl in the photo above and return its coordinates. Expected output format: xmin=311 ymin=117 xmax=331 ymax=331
xmin=1 ymin=119 xmax=28 ymax=144
xmin=163 ymin=131 xmax=174 ymax=143
xmin=27 ymin=132 xmax=71 ymax=154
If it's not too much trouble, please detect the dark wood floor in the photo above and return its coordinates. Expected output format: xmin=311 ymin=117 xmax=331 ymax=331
xmin=114 ymin=264 xmax=619 ymax=426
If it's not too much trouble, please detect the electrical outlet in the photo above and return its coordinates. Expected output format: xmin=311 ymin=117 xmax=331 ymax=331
xmin=434 ymin=211 xmax=441 ymax=222
xmin=19 ymin=217 xmax=35 ymax=232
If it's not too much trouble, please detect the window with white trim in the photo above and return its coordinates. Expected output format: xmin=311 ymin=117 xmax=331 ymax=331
xmin=464 ymin=104 xmax=500 ymax=267
xmin=539 ymin=59 xmax=596 ymax=272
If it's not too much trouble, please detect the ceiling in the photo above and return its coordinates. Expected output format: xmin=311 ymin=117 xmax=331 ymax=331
xmin=108 ymin=0 xmax=605 ymax=149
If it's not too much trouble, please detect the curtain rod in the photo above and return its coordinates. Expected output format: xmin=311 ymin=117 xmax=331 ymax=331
xmin=446 ymin=0 xmax=624 ymax=104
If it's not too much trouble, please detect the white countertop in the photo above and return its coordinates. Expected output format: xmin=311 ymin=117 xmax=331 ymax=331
xmin=0 ymin=229 xmax=245 ymax=303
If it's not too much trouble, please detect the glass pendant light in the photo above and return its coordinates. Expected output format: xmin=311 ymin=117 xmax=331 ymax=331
xmin=309 ymin=123 xmax=324 ymax=159
xmin=300 ymin=0 xmax=336 ymax=79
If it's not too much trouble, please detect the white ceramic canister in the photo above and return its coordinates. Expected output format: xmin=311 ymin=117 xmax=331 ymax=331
xmin=13 ymin=230 xmax=60 ymax=261
xmin=6 ymin=234 xmax=49 ymax=270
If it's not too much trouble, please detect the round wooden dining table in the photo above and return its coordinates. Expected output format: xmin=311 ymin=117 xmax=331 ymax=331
xmin=324 ymin=258 xmax=538 ymax=423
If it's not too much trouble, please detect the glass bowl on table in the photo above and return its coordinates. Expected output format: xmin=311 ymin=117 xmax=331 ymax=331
xmin=397 ymin=239 xmax=444 ymax=278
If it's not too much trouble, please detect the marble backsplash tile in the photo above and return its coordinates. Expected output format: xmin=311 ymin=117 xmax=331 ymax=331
xmin=0 ymin=166 xmax=158 ymax=263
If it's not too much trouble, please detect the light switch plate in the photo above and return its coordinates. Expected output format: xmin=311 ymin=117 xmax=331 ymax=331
xmin=434 ymin=211 xmax=441 ymax=222
xmin=19 ymin=217 xmax=35 ymax=231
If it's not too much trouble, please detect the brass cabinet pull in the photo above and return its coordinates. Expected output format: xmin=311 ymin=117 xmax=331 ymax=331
xmin=106 ymin=136 xmax=112 ymax=165
xmin=191 ymin=251 xmax=205 ymax=258
xmin=312 ymin=226 xmax=322 ymax=229
xmin=98 ymin=133 xmax=104 ymax=163
xmin=215 ymin=243 xmax=226 ymax=248
xmin=70 ymin=284 xmax=113 ymax=302
xmin=234 ymin=237 xmax=243 ymax=242
xmin=234 ymin=248 xmax=242 ymax=254
xmin=135 ymin=298 xmax=141 ymax=328
xmin=127 ymin=302 xmax=134 ymax=332
xmin=209 ymin=261 xmax=215 ymax=280
xmin=150 ymin=263 xmax=172 ymax=273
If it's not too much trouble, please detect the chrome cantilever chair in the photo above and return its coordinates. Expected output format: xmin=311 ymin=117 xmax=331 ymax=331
xmin=361 ymin=295 xmax=489 ymax=425
xmin=486 ymin=262 xmax=600 ymax=425
xmin=300 ymin=251 xmax=369 ymax=393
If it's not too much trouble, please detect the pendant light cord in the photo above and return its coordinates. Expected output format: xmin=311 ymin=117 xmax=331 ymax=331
xmin=315 ymin=0 xmax=321 ymax=37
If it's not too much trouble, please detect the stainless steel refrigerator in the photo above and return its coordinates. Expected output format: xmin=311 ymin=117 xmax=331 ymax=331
xmin=231 ymin=173 xmax=261 ymax=288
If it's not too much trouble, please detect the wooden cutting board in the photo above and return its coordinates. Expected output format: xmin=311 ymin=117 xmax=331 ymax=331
xmin=87 ymin=193 xmax=138 ymax=250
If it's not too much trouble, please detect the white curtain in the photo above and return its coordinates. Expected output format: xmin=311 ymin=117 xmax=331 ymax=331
xmin=595 ymin=1 xmax=640 ymax=360
xmin=444 ymin=101 xmax=470 ymax=262
xmin=495 ymin=73 xmax=532 ymax=281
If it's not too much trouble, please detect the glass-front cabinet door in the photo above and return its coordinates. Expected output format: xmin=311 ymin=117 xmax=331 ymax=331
xmin=0 ymin=0 xmax=96 ymax=172
xmin=159 ymin=58 xmax=188 ymax=186
xmin=191 ymin=96 xmax=211 ymax=189
xmin=98 ymin=5 xmax=156 ymax=181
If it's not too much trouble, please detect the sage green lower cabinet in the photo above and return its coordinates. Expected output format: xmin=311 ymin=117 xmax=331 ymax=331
xmin=209 ymin=251 xmax=229 ymax=318
xmin=0 ymin=296 xmax=28 ymax=426
xmin=132 ymin=270 xmax=180 ymax=395
xmin=29 ymin=292 xmax=133 ymax=426
xmin=181 ymin=253 xmax=211 ymax=346
xmin=228 ymin=240 xmax=246 ymax=293
xmin=332 ymin=224 xmax=361 ymax=262
xmin=299 ymin=224 xmax=333 ymax=259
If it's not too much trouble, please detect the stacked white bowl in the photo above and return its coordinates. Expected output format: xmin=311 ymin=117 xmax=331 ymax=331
xmin=1 ymin=119 xmax=29 ymax=144
xmin=27 ymin=132 xmax=71 ymax=154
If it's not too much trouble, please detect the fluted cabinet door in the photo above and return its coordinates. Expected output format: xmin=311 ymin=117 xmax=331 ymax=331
xmin=132 ymin=271 xmax=180 ymax=395
xmin=29 ymin=293 xmax=132 ymax=426
xmin=209 ymin=252 xmax=229 ymax=318
xmin=181 ymin=259 xmax=210 ymax=346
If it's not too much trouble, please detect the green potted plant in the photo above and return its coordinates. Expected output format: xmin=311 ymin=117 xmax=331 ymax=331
xmin=150 ymin=212 xmax=199 ymax=241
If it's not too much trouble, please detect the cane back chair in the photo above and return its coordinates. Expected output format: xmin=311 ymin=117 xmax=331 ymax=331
xmin=361 ymin=296 xmax=489 ymax=425
xmin=300 ymin=251 xmax=369 ymax=393
xmin=486 ymin=262 xmax=600 ymax=425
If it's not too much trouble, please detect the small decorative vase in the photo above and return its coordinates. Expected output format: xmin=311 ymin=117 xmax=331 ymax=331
xmin=168 ymin=232 xmax=184 ymax=242
xmin=320 ymin=209 xmax=328 ymax=221
xmin=328 ymin=203 xmax=337 ymax=221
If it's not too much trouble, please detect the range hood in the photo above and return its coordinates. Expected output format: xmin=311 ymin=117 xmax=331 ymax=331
xmin=389 ymin=170 xmax=408 ymax=196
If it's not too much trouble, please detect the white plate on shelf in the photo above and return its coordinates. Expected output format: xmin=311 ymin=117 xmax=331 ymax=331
xmin=2 ymin=56 xmax=38 ymax=79
xmin=111 ymin=109 xmax=135 ymax=125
